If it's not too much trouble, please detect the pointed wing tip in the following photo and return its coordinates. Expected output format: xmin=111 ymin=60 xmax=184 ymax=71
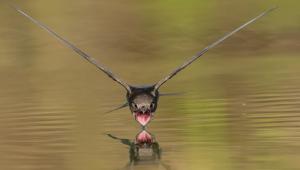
xmin=265 ymin=6 xmax=278 ymax=14
xmin=104 ymin=110 xmax=114 ymax=114
xmin=160 ymin=92 xmax=187 ymax=97
xmin=9 ymin=4 xmax=23 ymax=13
xmin=104 ymin=102 xmax=129 ymax=114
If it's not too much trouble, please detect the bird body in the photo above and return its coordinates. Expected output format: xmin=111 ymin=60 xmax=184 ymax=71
xmin=12 ymin=5 xmax=276 ymax=126
xmin=127 ymin=85 xmax=159 ymax=126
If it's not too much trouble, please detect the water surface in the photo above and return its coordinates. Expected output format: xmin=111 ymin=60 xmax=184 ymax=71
xmin=0 ymin=0 xmax=300 ymax=170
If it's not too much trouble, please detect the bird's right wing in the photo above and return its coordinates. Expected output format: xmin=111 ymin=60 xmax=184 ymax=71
xmin=13 ymin=5 xmax=132 ymax=93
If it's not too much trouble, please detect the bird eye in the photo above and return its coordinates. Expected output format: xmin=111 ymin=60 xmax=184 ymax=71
xmin=132 ymin=103 xmax=138 ymax=108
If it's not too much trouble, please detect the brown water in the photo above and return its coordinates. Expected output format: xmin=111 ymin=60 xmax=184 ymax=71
xmin=1 ymin=0 xmax=300 ymax=170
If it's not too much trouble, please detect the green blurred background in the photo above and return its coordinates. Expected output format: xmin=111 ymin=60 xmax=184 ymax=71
xmin=0 ymin=0 xmax=300 ymax=170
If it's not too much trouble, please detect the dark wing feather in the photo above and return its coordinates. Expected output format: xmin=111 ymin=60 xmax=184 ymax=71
xmin=154 ymin=7 xmax=277 ymax=90
xmin=105 ymin=102 xmax=128 ymax=113
xmin=160 ymin=92 xmax=186 ymax=96
xmin=12 ymin=6 xmax=131 ymax=93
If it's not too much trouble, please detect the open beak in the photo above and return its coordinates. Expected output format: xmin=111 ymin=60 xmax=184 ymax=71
xmin=134 ymin=110 xmax=153 ymax=126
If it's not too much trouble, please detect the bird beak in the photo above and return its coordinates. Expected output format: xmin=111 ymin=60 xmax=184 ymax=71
xmin=134 ymin=111 xmax=152 ymax=126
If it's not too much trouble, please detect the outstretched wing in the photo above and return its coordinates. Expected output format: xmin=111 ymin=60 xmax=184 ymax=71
xmin=105 ymin=102 xmax=128 ymax=113
xmin=13 ymin=6 xmax=131 ymax=93
xmin=160 ymin=92 xmax=186 ymax=96
xmin=154 ymin=7 xmax=277 ymax=90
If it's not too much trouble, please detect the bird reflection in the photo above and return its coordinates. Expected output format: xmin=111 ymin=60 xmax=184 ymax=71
xmin=107 ymin=130 xmax=171 ymax=170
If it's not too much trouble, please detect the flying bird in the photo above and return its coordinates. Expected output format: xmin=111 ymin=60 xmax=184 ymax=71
xmin=13 ymin=6 xmax=276 ymax=126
